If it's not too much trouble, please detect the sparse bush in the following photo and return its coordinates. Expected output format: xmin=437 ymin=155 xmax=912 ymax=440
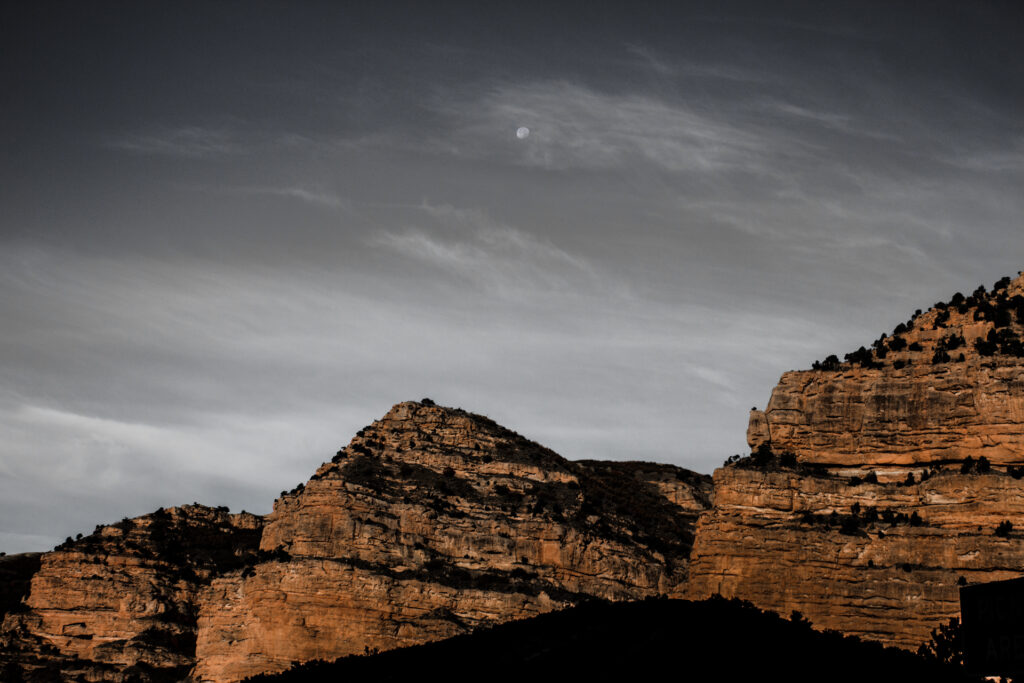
xmin=917 ymin=616 xmax=964 ymax=666
xmin=790 ymin=610 xmax=811 ymax=628
xmin=996 ymin=520 xmax=1013 ymax=537
xmin=751 ymin=442 xmax=774 ymax=467
xmin=813 ymin=354 xmax=841 ymax=371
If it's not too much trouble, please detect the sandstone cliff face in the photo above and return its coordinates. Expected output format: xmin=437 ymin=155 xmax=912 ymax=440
xmin=0 ymin=506 xmax=262 ymax=682
xmin=749 ymin=273 xmax=1024 ymax=476
xmin=193 ymin=401 xmax=710 ymax=682
xmin=695 ymin=273 xmax=1024 ymax=651
xmin=686 ymin=464 xmax=1024 ymax=649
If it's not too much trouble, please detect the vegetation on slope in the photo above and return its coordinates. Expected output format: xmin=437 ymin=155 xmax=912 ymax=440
xmin=244 ymin=596 xmax=977 ymax=683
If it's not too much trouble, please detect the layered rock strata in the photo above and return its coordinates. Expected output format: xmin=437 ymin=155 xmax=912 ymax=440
xmin=686 ymin=463 xmax=1024 ymax=649
xmin=1 ymin=506 xmax=262 ymax=682
xmin=194 ymin=401 xmax=710 ymax=682
xmin=0 ymin=402 xmax=710 ymax=682
xmin=749 ymin=273 xmax=1024 ymax=477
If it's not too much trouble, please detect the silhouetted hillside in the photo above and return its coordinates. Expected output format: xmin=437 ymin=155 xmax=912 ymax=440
xmin=244 ymin=596 xmax=978 ymax=683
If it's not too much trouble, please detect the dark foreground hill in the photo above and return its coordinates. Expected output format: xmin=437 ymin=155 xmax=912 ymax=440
xmin=244 ymin=597 xmax=977 ymax=683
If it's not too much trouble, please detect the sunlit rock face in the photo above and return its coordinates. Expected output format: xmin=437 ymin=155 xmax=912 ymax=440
xmin=193 ymin=401 xmax=710 ymax=682
xmin=749 ymin=273 xmax=1024 ymax=479
xmin=690 ymin=272 xmax=1024 ymax=650
xmin=687 ymin=465 xmax=1024 ymax=649
xmin=0 ymin=401 xmax=710 ymax=683
xmin=0 ymin=505 xmax=263 ymax=682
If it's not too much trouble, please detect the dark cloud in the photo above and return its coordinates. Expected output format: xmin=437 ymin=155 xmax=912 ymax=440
xmin=2 ymin=1 xmax=1023 ymax=552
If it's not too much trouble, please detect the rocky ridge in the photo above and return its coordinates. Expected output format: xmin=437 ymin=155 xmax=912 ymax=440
xmin=0 ymin=401 xmax=710 ymax=682
xmin=6 ymin=271 xmax=1024 ymax=680
xmin=1 ymin=506 xmax=263 ymax=682
xmin=689 ymin=272 xmax=1024 ymax=649
xmin=748 ymin=273 xmax=1024 ymax=478
xmin=194 ymin=401 xmax=710 ymax=682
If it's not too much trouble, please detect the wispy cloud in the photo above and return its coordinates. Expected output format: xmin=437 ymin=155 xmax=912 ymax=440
xmin=371 ymin=203 xmax=605 ymax=299
xmin=219 ymin=185 xmax=350 ymax=210
xmin=108 ymin=126 xmax=242 ymax=158
xmin=623 ymin=45 xmax=770 ymax=84
xmin=623 ymin=44 xmax=675 ymax=76
xmin=431 ymin=81 xmax=770 ymax=173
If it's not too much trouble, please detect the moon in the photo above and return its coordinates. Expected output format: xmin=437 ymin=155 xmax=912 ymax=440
xmin=516 ymin=126 xmax=530 ymax=140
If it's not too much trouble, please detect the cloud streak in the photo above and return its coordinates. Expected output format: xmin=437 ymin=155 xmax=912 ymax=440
xmin=435 ymin=81 xmax=770 ymax=173
xmin=108 ymin=126 xmax=244 ymax=158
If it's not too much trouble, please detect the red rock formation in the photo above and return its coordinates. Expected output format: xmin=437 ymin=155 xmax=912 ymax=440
xmin=687 ymin=465 xmax=1024 ymax=649
xmin=690 ymin=272 xmax=1024 ymax=650
xmin=0 ymin=402 xmax=710 ymax=682
xmin=1 ymin=505 xmax=262 ymax=682
xmin=193 ymin=402 xmax=710 ymax=682
xmin=749 ymin=273 xmax=1024 ymax=478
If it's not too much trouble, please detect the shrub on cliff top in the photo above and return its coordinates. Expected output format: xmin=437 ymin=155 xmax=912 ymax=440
xmin=917 ymin=617 xmax=964 ymax=667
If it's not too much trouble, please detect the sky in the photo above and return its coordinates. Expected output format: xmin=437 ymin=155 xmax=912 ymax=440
xmin=2 ymin=1 xmax=1023 ymax=553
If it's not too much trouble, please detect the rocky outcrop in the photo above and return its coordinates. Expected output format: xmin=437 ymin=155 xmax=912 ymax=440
xmin=1 ymin=506 xmax=262 ymax=682
xmin=0 ymin=402 xmax=710 ymax=682
xmin=686 ymin=464 xmax=1024 ymax=649
xmin=193 ymin=401 xmax=710 ymax=682
xmin=689 ymin=272 xmax=1024 ymax=651
xmin=749 ymin=273 xmax=1024 ymax=478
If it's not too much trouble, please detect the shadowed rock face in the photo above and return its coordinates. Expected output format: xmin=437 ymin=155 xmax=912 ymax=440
xmin=0 ymin=553 xmax=41 ymax=624
xmin=749 ymin=273 xmax=1024 ymax=478
xmin=194 ymin=401 xmax=710 ymax=682
xmin=0 ymin=506 xmax=263 ymax=682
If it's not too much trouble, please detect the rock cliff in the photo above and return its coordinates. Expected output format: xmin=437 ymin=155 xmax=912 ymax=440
xmin=1 ymin=505 xmax=263 ymax=682
xmin=748 ymin=273 xmax=1024 ymax=478
xmin=194 ymin=401 xmax=710 ymax=682
xmin=686 ymin=463 xmax=1024 ymax=649
xmin=7 ymin=272 xmax=1023 ymax=679
xmin=690 ymin=272 xmax=1024 ymax=649
xmin=1 ymin=402 xmax=710 ymax=682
